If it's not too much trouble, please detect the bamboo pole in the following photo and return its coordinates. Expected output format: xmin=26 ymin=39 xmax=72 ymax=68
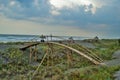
xmin=49 ymin=42 xmax=100 ymax=65
xmin=31 ymin=50 xmax=48 ymax=79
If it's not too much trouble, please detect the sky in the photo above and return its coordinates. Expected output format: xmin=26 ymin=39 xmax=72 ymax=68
xmin=0 ymin=0 xmax=120 ymax=38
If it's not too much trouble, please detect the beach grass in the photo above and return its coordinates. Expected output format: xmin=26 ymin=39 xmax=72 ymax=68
xmin=0 ymin=39 xmax=120 ymax=80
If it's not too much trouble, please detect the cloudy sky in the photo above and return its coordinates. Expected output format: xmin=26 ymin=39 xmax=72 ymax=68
xmin=0 ymin=0 xmax=120 ymax=38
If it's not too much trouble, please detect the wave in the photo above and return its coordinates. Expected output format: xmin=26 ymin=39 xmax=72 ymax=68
xmin=0 ymin=34 xmax=88 ymax=42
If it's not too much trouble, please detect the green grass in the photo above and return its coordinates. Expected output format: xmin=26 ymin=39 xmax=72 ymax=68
xmin=91 ymin=39 xmax=120 ymax=60
xmin=0 ymin=39 xmax=120 ymax=80
xmin=66 ymin=66 xmax=120 ymax=80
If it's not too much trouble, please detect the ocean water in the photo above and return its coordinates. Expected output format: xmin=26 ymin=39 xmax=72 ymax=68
xmin=0 ymin=34 xmax=38 ymax=42
xmin=0 ymin=34 xmax=88 ymax=42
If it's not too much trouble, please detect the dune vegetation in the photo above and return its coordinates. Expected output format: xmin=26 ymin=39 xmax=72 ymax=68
xmin=0 ymin=39 xmax=120 ymax=80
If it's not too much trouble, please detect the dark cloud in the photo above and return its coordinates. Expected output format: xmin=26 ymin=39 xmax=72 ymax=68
xmin=16 ymin=0 xmax=33 ymax=7
xmin=1 ymin=0 xmax=119 ymax=25
xmin=0 ymin=0 xmax=51 ymax=19
xmin=0 ymin=0 xmax=120 ymax=38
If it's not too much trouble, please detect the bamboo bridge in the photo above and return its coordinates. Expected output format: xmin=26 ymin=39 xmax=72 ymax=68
xmin=19 ymin=35 xmax=104 ymax=65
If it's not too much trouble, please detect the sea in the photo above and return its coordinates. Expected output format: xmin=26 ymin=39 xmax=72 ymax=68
xmin=0 ymin=34 xmax=89 ymax=42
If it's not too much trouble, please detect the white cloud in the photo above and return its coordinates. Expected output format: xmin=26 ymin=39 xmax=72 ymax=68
xmin=34 ymin=0 xmax=40 ymax=9
xmin=49 ymin=0 xmax=105 ymax=15
xmin=34 ymin=0 xmax=39 ymax=6
xmin=8 ymin=0 xmax=21 ymax=10
xmin=10 ymin=1 xmax=16 ymax=6
xmin=50 ymin=10 xmax=60 ymax=16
